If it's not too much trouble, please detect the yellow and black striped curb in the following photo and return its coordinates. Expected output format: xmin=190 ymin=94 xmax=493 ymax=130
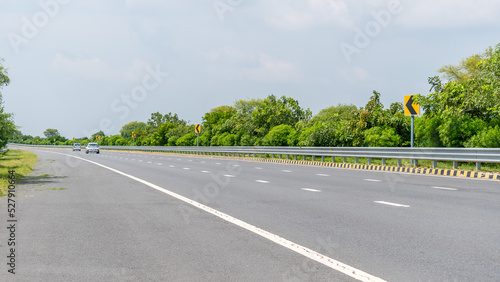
xmin=109 ymin=150 xmax=500 ymax=181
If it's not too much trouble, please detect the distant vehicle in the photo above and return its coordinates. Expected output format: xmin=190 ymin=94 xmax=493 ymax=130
xmin=73 ymin=143 xmax=81 ymax=151
xmin=86 ymin=143 xmax=100 ymax=154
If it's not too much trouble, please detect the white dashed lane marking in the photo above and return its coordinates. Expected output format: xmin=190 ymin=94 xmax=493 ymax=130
xmin=301 ymin=188 xmax=322 ymax=192
xmin=364 ymin=179 xmax=381 ymax=182
xmin=374 ymin=201 xmax=410 ymax=208
xmin=432 ymin=186 xmax=457 ymax=191
xmin=281 ymin=170 xmax=292 ymax=173
xmin=316 ymin=174 xmax=329 ymax=177
xmin=255 ymin=180 xmax=269 ymax=184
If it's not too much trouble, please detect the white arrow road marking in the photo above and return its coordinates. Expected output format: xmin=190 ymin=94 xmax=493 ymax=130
xmin=374 ymin=201 xmax=410 ymax=208
xmin=46 ymin=150 xmax=387 ymax=282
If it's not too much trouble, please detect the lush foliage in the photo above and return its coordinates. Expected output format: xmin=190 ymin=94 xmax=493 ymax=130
xmin=8 ymin=43 xmax=500 ymax=148
xmin=0 ymin=61 xmax=15 ymax=148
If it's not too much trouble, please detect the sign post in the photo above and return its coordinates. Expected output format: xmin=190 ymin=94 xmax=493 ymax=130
xmin=195 ymin=124 xmax=201 ymax=147
xmin=405 ymin=95 xmax=420 ymax=165
xmin=132 ymin=132 xmax=136 ymax=146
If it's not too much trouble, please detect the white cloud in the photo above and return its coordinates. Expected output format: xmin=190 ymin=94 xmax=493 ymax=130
xmin=397 ymin=0 xmax=500 ymax=28
xmin=52 ymin=54 xmax=149 ymax=83
xmin=338 ymin=66 xmax=371 ymax=83
xmin=207 ymin=50 xmax=302 ymax=82
xmin=261 ymin=0 xmax=351 ymax=30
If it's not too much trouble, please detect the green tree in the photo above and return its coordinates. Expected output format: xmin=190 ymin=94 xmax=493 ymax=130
xmin=43 ymin=128 xmax=60 ymax=138
xmin=120 ymin=121 xmax=147 ymax=139
xmin=262 ymin=124 xmax=297 ymax=146
xmin=364 ymin=126 xmax=401 ymax=147
xmin=176 ymin=132 xmax=197 ymax=146
xmin=0 ymin=59 xmax=10 ymax=93
xmin=251 ymin=95 xmax=311 ymax=137
xmin=147 ymin=112 xmax=186 ymax=134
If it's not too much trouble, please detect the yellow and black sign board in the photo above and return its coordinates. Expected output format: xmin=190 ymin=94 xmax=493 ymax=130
xmin=195 ymin=124 xmax=201 ymax=133
xmin=404 ymin=95 xmax=419 ymax=116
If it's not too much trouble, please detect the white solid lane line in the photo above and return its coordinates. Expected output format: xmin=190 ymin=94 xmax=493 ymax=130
xmin=364 ymin=179 xmax=381 ymax=182
xmin=316 ymin=174 xmax=329 ymax=177
xmin=432 ymin=186 xmax=458 ymax=191
xmin=374 ymin=201 xmax=410 ymax=208
xmin=49 ymin=151 xmax=385 ymax=282
xmin=255 ymin=180 xmax=270 ymax=183
xmin=301 ymin=188 xmax=322 ymax=192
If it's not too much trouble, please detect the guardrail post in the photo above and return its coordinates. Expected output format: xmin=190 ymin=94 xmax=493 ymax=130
xmin=253 ymin=153 xmax=256 ymax=158
xmin=294 ymin=155 xmax=297 ymax=160
xmin=397 ymin=159 xmax=401 ymax=167
xmin=321 ymin=156 xmax=325 ymax=162
xmin=414 ymin=159 xmax=418 ymax=166
xmin=432 ymin=160 xmax=437 ymax=168
xmin=343 ymin=157 xmax=346 ymax=163
xmin=382 ymin=158 xmax=386 ymax=165
xmin=259 ymin=153 xmax=262 ymax=159
xmin=367 ymin=158 xmax=371 ymax=165
xmin=453 ymin=161 xmax=458 ymax=169
xmin=312 ymin=156 xmax=315 ymax=161
xmin=279 ymin=154 xmax=282 ymax=159
xmin=303 ymin=155 xmax=306 ymax=161
xmin=286 ymin=154 xmax=289 ymax=160
xmin=355 ymin=157 xmax=358 ymax=163
xmin=476 ymin=162 xmax=481 ymax=171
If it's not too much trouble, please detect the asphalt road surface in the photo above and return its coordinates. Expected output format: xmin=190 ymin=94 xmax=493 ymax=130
xmin=1 ymin=146 xmax=499 ymax=281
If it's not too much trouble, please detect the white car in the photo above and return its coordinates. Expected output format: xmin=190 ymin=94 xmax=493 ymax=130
xmin=73 ymin=143 xmax=81 ymax=151
xmin=85 ymin=143 xmax=100 ymax=154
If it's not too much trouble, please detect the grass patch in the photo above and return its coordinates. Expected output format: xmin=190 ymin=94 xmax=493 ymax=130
xmin=0 ymin=149 xmax=38 ymax=197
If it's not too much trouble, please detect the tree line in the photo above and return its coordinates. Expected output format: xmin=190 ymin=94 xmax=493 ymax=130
xmin=6 ymin=43 xmax=500 ymax=148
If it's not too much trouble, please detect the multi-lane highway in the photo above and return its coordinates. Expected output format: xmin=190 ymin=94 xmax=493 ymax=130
xmin=1 ymin=146 xmax=499 ymax=281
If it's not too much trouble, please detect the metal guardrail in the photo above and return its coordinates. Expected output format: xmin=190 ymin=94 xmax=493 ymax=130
xmin=11 ymin=144 xmax=500 ymax=170
xmin=0 ymin=148 xmax=8 ymax=154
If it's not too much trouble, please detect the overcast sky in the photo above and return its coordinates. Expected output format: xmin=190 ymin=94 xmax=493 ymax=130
xmin=1 ymin=0 xmax=499 ymax=138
